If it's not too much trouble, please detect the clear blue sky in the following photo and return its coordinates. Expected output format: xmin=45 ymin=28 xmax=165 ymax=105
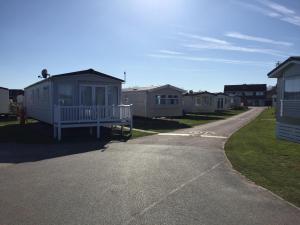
xmin=1 ymin=0 xmax=300 ymax=92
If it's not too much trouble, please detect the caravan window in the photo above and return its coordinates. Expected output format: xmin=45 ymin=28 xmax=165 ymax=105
xmin=195 ymin=96 xmax=201 ymax=106
xmin=58 ymin=84 xmax=73 ymax=106
xmin=168 ymin=95 xmax=179 ymax=104
xmin=285 ymin=76 xmax=300 ymax=100
xmin=155 ymin=95 xmax=166 ymax=105
xmin=174 ymin=95 xmax=179 ymax=104
xmin=203 ymin=96 xmax=213 ymax=106
xmin=156 ymin=95 xmax=178 ymax=105
xmin=107 ymin=86 xmax=118 ymax=105
xmin=196 ymin=96 xmax=212 ymax=106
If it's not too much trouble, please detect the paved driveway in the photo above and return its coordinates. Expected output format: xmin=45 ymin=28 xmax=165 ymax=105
xmin=0 ymin=107 xmax=299 ymax=225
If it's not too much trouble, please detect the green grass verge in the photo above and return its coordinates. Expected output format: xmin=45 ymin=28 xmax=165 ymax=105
xmin=131 ymin=130 xmax=155 ymax=139
xmin=225 ymin=108 xmax=300 ymax=207
xmin=133 ymin=109 xmax=248 ymax=133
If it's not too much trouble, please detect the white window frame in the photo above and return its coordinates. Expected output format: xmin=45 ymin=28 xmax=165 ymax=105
xmin=79 ymin=84 xmax=120 ymax=106
xmin=58 ymin=83 xmax=74 ymax=106
xmin=195 ymin=96 xmax=202 ymax=106
xmin=195 ymin=95 xmax=212 ymax=106
xmin=168 ymin=95 xmax=179 ymax=105
xmin=155 ymin=94 xmax=179 ymax=105
xmin=284 ymin=75 xmax=300 ymax=100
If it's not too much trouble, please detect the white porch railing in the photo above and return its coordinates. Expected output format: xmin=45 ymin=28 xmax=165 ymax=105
xmin=53 ymin=104 xmax=133 ymax=141
xmin=54 ymin=104 xmax=132 ymax=124
xmin=280 ymin=100 xmax=300 ymax=118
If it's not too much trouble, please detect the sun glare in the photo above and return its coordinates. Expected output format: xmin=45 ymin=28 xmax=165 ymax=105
xmin=130 ymin=0 xmax=182 ymax=21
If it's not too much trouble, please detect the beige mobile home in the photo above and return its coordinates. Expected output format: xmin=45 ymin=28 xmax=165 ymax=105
xmin=228 ymin=94 xmax=242 ymax=108
xmin=268 ymin=56 xmax=300 ymax=143
xmin=122 ymin=84 xmax=186 ymax=118
xmin=183 ymin=91 xmax=216 ymax=113
xmin=215 ymin=93 xmax=230 ymax=110
xmin=0 ymin=87 xmax=9 ymax=115
xmin=24 ymin=69 xmax=132 ymax=140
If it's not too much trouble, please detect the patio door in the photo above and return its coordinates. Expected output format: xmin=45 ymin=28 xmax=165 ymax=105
xmin=80 ymin=85 xmax=118 ymax=106
xmin=79 ymin=85 xmax=119 ymax=120
xmin=95 ymin=87 xmax=106 ymax=106
xmin=80 ymin=86 xmax=93 ymax=106
xmin=107 ymin=86 xmax=118 ymax=105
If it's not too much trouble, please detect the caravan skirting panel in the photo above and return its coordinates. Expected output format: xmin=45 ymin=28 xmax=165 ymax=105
xmin=276 ymin=122 xmax=300 ymax=144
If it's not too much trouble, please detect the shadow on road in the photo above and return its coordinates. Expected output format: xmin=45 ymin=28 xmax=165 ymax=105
xmin=0 ymin=121 xmax=130 ymax=164
xmin=133 ymin=116 xmax=191 ymax=132
xmin=0 ymin=141 xmax=110 ymax=164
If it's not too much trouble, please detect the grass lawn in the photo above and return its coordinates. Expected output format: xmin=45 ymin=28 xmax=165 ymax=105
xmin=0 ymin=117 xmax=152 ymax=144
xmin=133 ymin=108 xmax=248 ymax=133
xmin=225 ymin=108 xmax=300 ymax=207
xmin=131 ymin=130 xmax=154 ymax=139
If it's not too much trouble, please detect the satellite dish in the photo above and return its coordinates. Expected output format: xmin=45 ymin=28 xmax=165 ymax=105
xmin=39 ymin=69 xmax=50 ymax=79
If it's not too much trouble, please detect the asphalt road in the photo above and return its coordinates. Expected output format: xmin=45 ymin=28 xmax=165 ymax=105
xmin=0 ymin=107 xmax=299 ymax=225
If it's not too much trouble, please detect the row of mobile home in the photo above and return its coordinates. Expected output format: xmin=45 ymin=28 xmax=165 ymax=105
xmin=23 ymin=69 xmax=240 ymax=140
xmin=122 ymin=85 xmax=185 ymax=118
xmin=182 ymin=92 xmax=233 ymax=113
xmin=183 ymin=91 xmax=216 ymax=113
xmin=122 ymin=87 xmax=240 ymax=118
xmin=19 ymin=56 xmax=300 ymax=144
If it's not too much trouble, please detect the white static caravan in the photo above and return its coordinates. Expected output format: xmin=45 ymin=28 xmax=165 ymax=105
xmin=268 ymin=56 xmax=300 ymax=143
xmin=24 ymin=69 xmax=132 ymax=140
xmin=122 ymin=85 xmax=186 ymax=118
xmin=183 ymin=91 xmax=216 ymax=113
xmin=215 ymin=93 xmax=230 ymax=111
xmin=228 ymin=94 xmax=242 ymax=108
xmin=0 ymin=87 xmax=9 ymax=115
